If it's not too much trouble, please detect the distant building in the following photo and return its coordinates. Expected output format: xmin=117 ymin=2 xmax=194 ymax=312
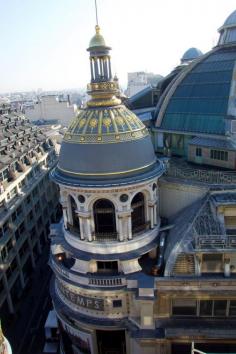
xmin=24 ymin=95 xmax=76 ymax=127
xmin=0 ymin=102 xmax=60 ymax=316
xmin=126 ymin=71 xmax=162 ymax=97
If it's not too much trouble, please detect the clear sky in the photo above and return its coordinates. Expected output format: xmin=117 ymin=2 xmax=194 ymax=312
xmin=0 ymin=0 xmax=236 ymax=93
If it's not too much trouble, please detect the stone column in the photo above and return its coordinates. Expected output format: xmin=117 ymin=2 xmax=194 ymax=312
xmin=104 ymin=57 xmax=108 ymax=79
xmin=128 ymin=212 xmax=132 ymax=240
xmin=90 ymin=58 xmax=94 ymax=81
xmin=78 ymin=211 xmax=91 ymax=241
xmin=108 ymin=56 xmax=112 ymax=79
xmin=62 ymin=205 xmax=68 ymax=229
xmin=99 ymin=58 xmax=103 ymax=77
xmin=94 ymin=58 xmax=99 ymax=79
xmin=78 ymin=217 xmax=85 ymax=240
xmin=148 ymin=201 xmax=158 ymax=228
xmin=153 ymin=202 xmax=157 ymax=225
xmin=123 ymin=217 xmax=129 ymax=241
xmin=118 ymin=216 xmax=124 ymax=241
xmin=117 ymin=211 xmax=131 ymax=241
xmin=148 ymin=202 xmax=154 ymax=229
xmin=86 ymin=218 xmax=92 ymax=242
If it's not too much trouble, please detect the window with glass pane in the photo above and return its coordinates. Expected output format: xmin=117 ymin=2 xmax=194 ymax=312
xmin=196 ymin=147 xmax=202 ymax=157
xmin=200 ymin=300 xmax=213 ymax=316
xmin=229 ymin=301 xmax=236 ymax=316
xmin=213 ymin=300 xmax=227 ymax=316
xmin=210 ymin=149 xmax=228 ymax=161
xmin=172 ymin=299 xmax=197 ymax=316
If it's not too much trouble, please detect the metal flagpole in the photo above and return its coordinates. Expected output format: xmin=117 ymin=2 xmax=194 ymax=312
xmin=95 ymin=0 xmax=99 ymax=26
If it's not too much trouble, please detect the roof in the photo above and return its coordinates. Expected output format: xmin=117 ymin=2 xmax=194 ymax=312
xmin=156 ymin=46 xmax=236 ymax=135
xmin=56 ymin=26 xmax=163 ymax=184
xmin=181 ymin=47 xmax=203 ymax=63
xmin=222 ymin=9 xmax=236 ymax=28
xmin=211 ymin=191 xmax=236 ymax=205
xmin=88 ymin=25 xmax=110 ymax=50
xmin=188 ymin=136 xmax=236 ymax=150
xmin=164 ymin=196 xmax=225 ymax=275
xmin=133 ymin=107 xmax=155 ymax=122
xmin=218 ymin=10 xmax=236 ymax=45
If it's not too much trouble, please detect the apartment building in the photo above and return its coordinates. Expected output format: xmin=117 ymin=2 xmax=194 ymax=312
xmin=0 ymin=102 xmax=60 ymax=315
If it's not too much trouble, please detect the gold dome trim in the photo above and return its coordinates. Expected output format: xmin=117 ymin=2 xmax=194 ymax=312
xmin=58 ymin=161 xmax=155 ymax=176
xmin=64 ymin=127 xmax=149 ymax=144
xmin=64 ymin=105 xmax=148 ymax=144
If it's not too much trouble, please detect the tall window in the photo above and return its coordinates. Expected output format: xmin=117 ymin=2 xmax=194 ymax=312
xmin=94 ymin=199 xmax=116 ymax=234
xmin=70 ymin=196 xmax=80 ymax=232
xmin=131 ymin=193 xmax=145 ymax=232
xmin=196 ymin=147 xmax=202 ymax=157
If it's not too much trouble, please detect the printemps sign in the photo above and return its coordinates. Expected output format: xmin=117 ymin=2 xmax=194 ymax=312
xmin=57 ymin=280 xmax=104 ymax=311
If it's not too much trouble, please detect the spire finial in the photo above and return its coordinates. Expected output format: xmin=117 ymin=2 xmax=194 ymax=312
xmin=95 ymin=24 xmax=100 ymax=34
xmin=95 ymin=0 xmax=99 ymax=27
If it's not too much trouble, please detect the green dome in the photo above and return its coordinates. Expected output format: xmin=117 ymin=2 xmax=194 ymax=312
xmin=88 ymin=25 xmax=106 ymax=48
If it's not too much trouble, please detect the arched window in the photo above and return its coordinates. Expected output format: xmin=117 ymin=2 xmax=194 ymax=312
xmin=131 ymin=192 xmax=145 ymax=233
xmin=93 ymin=199 xmax=116 ymax=239
xmin=70 ymin=196 xmax=80 ymax=233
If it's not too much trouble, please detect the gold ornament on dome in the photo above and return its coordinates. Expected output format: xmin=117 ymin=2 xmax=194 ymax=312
xmin=89 ymin=118 xmax=98 ymax=128
xmin=103 ymin=117 xmax=112 ymax=127
xmin=78 ymin=118 xmax=86 ymax=129
xmin=87 ymin=97 xmax=121 ymax=107
xmin=116 ymin=117 xmax=125 ymax=126
xmin=64 ymin=99 xmax=149 ymax=144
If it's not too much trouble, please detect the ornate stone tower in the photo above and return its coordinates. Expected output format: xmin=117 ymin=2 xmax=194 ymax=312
xmin=50 ymin=25 xmax=164 ymax=354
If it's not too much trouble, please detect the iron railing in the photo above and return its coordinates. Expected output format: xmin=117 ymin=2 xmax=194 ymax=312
xmin=133 ymin=221 xmax=151 ymax=236
xmin=166 ymin=161 xmax=236 ymax=185
xmin=92 ymin=232 xmax=118 ymax=242
xmin=89 ymin=276 xmax=123 ymax=286
xmin=195 ymin=234 xmax=236 ymax=249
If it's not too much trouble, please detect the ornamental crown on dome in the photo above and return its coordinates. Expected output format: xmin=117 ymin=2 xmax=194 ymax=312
xmin=88 ymin=25 xmax=107 ymax=48
xmin=56 ymin=25 xmax=159 ymax=180
xmin=63 ymin=26 xmax=149 ymax=145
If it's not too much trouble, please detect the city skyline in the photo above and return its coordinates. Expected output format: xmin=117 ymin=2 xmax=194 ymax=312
xmin=0 ymin=0 xmax=235 ymax=93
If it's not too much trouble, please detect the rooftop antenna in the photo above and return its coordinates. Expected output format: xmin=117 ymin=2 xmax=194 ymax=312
xmin=95 ymin=0 xmax=99 ymax=26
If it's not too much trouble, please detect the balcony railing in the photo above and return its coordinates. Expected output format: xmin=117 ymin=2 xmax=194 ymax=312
xmin=88 ymin=275 xmax=124 ymax=287
xmin=195 ymin=234 xmax=236 ymax=249
xmin=92 ymin=232 xmax=118 ymax=242
xmin=133 ymin=221 xmax=151 ymax=236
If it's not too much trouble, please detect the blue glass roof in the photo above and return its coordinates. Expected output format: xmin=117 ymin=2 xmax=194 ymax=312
xmin=159 ymin=47 xmax=236 ymax=135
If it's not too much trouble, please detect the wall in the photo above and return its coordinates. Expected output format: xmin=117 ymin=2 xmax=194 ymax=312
xmin=188 ymin=145 xmax=236 ymax=169
xmin=25 ymin=96 xmax=76 ymax=127
xmin=159 ymin=179 xmax=207 ymax=218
